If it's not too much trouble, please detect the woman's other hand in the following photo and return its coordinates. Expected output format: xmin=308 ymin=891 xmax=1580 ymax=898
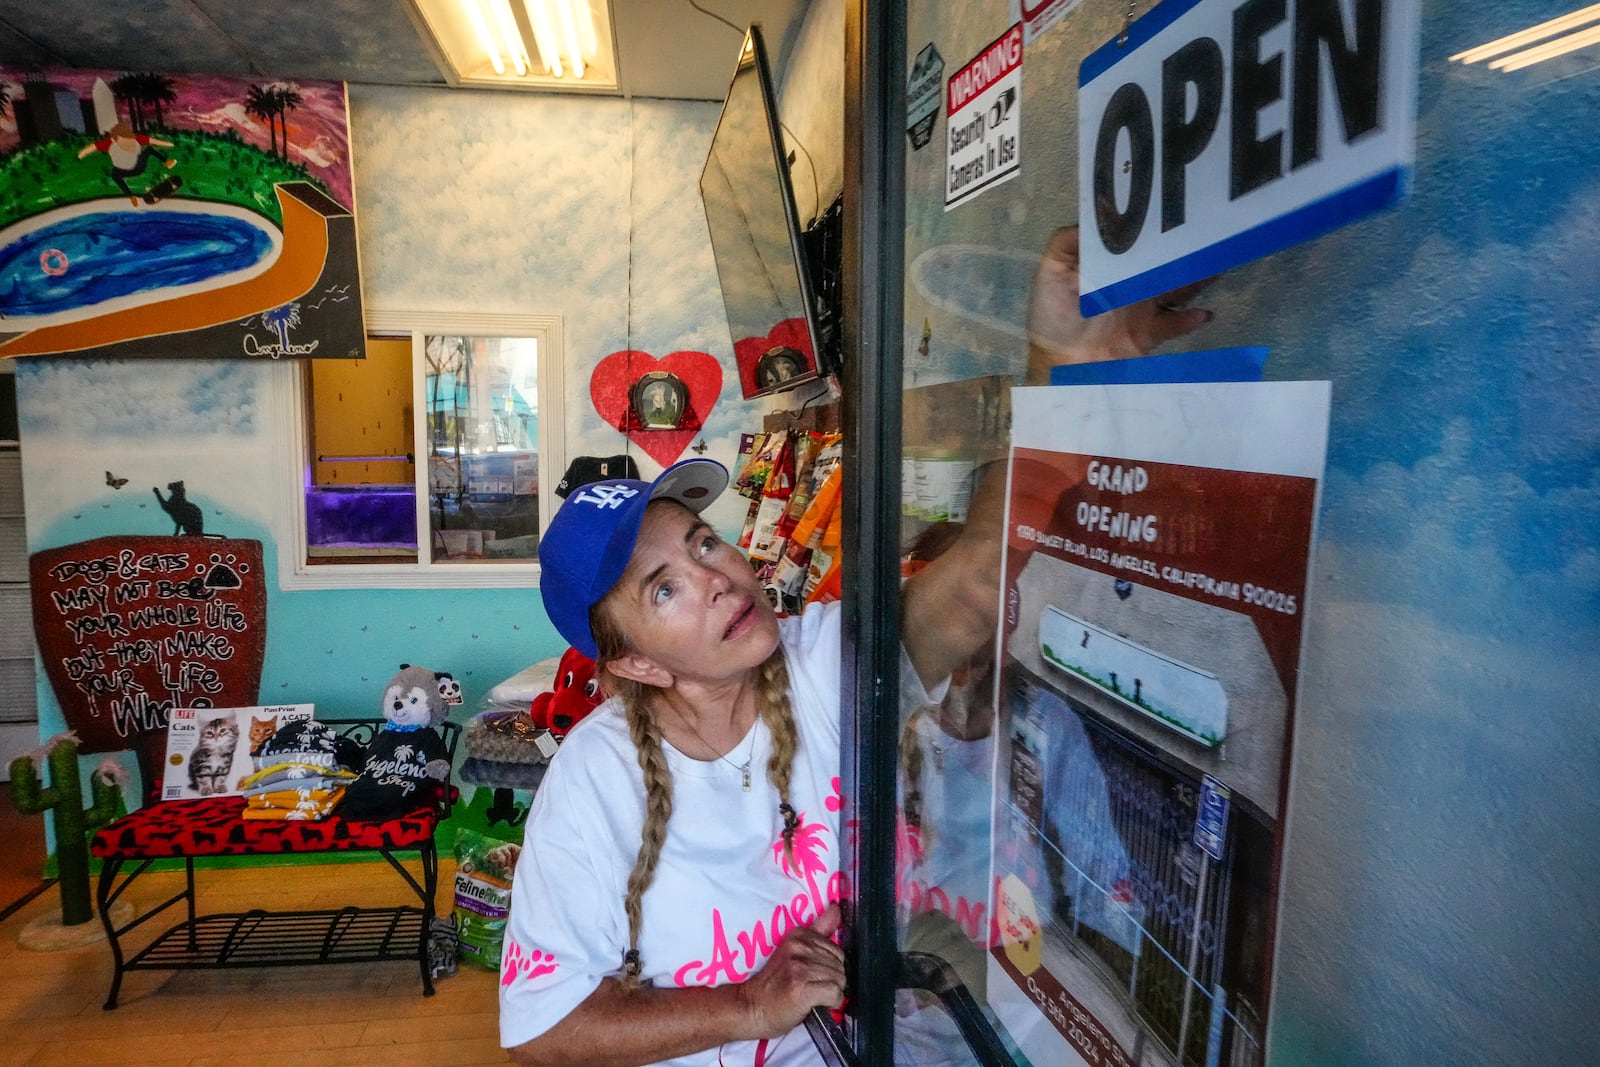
xmin=1025 ymin=225 xmax=1214 ymax=384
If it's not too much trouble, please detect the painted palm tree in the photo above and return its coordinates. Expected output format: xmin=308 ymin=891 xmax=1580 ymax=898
xmin=128 ymin=74 xmax=160 ymax=129
xmin=271 ymin=84 xmax=303 ymax=161
xmin=142 ymin=73 xmax=177 ymax=129
xmin=109 ymin=72 xmax=145 ymax=131
xmin=243 ymin=84 xmax=277 ymax=157
xmin=772 ymin=810 xmax=833 ymax=914
xmin=260 ymin=303 xmax=302 ymax=350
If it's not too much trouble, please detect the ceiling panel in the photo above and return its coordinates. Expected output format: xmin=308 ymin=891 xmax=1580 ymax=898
xmin=201 ymin=0 xmax=447 ymax=86
xmin=614 ymin=0 xmax=809 ymax=100
xmin=0 ymin=0 xmax=813 ymax=99
xmin=0 ymin=0 xmax=250 ymax=74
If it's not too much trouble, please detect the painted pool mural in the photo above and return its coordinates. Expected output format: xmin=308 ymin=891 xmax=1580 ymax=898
xmin=1 ymin=203 xmax=280 ymax=326
xmin=0 ymin=67 xmax=364 ymax=360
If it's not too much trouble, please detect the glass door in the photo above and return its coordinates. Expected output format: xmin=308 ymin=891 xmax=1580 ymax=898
xmin=840 ymin=0 xmax=1600 ymax=1065
xmin=865 ymin=3 xmax=1293 ymax=1063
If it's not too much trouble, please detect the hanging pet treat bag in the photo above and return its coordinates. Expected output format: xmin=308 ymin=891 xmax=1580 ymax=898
xmin=736 ymin=430 xmax=786 ymax=499
xmin=453 ymin=829 xmax=522 ymax=970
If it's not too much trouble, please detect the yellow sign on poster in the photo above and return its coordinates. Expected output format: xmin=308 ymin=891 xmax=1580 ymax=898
xmin=997 ymin=872 xmax=1043 ymax=976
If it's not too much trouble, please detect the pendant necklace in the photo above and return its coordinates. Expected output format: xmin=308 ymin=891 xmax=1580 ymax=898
xmin=681 ymin=716 xmax=759 ymax=792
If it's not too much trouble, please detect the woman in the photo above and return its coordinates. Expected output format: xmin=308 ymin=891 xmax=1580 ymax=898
xmin=500 ymin=458 xmax=991 ymax=1067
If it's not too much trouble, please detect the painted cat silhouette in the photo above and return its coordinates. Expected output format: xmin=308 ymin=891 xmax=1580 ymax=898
xmin=153 ymin=480 xmax=204 ymax=535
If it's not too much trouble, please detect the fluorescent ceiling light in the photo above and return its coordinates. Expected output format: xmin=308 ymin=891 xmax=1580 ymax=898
xmin=405 ymin=0 xmax=618 ymax=93
xmin=1450 ymin=4 xmax=1600 ymax=71
xmin=559 ymin=0 xmax=587 ymax=80
xmin=1491 ymin=23 xmax=1600 ymax=70
xmin=490 ymin=0 xmax=530 ymax=76
xmin=460 ymin=0 xmax=504 ymax=74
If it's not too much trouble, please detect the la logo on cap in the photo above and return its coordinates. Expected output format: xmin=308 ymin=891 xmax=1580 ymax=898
xmin=572 ymin=484 xmax=640 ymax=510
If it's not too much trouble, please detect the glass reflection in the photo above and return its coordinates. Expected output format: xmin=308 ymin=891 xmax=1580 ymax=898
xmin=700 ymin=26 xmax=820 ymax=399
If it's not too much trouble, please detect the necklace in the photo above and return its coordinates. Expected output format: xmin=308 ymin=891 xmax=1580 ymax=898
xmin=678 ymin=715 xmax=759 ymax=792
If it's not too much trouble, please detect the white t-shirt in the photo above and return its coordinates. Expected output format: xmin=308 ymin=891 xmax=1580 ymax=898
xmin=500 ymin=602 xmax=845 ymax=1066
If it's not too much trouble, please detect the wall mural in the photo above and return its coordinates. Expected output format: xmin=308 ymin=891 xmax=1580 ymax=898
xmin=0 ymin=67 xmax=362 ymax=360
xmin=12 ymin=90 xmax=743 ymax=818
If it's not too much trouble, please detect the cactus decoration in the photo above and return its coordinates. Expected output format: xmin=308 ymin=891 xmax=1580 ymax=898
xmin=9 ymin=732 xmax=125 ymax=927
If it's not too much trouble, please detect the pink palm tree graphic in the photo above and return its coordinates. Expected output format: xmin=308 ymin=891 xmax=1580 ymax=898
xmin=895 ymin=814 xmax=924 ymax=872
xmin=773 ymin=811 xmax=831 ymax=914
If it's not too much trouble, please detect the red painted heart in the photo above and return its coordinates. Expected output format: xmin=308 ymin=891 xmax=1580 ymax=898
xmin=590 ymin=349 xmax=723 ymax=468
xmin=731 ymin=317 xmax=815 ymax=398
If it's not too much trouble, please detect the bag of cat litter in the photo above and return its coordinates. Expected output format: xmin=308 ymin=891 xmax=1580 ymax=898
xmin=453 ymin=829 xmax=522 ymax=970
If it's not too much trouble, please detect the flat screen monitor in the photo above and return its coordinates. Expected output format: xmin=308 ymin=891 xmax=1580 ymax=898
xmin=700 ymin=25 xmax=826 ymax=400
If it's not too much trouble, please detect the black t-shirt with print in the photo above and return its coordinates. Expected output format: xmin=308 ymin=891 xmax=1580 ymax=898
xmin=338 ymin=725 xmax=449 ymax=820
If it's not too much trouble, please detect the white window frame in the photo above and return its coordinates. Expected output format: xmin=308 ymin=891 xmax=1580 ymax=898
xmin=273 ymin=309 xmax=565 ymax=590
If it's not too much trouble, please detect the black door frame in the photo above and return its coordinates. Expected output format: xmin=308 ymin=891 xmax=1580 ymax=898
xmin=840 ymin=0 xmax=908 ymax=1063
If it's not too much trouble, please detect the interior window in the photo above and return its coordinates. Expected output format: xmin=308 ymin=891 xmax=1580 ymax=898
xmin=306 ymin=335 xmax=419 ymax=564
xmin=421 ymin=333 xmax=541 ymax=562
xmin=278 ymin=312 xmax=564 ymax=590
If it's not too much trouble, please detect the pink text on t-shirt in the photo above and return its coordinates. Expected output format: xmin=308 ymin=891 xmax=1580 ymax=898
xmin=674 ymin=869 xmax=845 ymax=987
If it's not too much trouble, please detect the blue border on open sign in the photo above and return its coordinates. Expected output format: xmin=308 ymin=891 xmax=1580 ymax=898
xmin=1080 ymin=0 xmax=1204 ymax=86
xmin=1079 ymin=167 xmax=1408 ymax=317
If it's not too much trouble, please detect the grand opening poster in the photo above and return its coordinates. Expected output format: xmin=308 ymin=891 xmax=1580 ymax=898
xmin=989 ymin=381 xmax=1329 ymax=1067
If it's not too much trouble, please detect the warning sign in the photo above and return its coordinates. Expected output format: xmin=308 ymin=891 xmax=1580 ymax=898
xmin=906 ymin=43 xmax=945 ymax=150
xmin=944 ymin=24 xmax=1023 ymax=211
xmin=1010 ymin=0 xmax=1087 ymax=44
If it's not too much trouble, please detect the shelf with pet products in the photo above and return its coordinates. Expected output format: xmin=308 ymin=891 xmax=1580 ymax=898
xmin=91 ymin=715 xmax=461 ymax=1010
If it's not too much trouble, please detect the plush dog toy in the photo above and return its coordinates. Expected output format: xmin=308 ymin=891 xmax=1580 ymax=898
xmin=529 ymin=647 xmax=604 ymax=738
xmin=338 ymin=664 xmax=454 ymax=820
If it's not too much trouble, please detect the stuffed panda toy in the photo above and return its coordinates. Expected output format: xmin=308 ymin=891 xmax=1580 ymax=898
xmin=338 ymin=664 xmax=454 ymax=820
xmin=436 ymin=671 xmax=464 ymax=707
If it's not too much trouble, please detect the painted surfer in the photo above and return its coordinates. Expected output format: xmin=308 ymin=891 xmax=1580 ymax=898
xmin=76 ymin=124 xmax=177 ymax=206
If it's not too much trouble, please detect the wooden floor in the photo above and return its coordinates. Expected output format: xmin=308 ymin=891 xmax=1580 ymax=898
xmin=0 ymin=857 xmax=511 ymax=1066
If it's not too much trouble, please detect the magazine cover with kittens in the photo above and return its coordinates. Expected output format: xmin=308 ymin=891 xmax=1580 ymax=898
xmin=162 ymin=704 xmax=315 ymax=800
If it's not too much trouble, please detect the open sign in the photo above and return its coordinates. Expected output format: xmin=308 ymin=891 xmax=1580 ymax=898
xmin=1076 ymin=0 xmax=1419 ymax=315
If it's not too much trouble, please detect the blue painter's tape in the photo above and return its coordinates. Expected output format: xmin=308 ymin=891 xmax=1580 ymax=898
xmin=1048 ymin=346 xmax=1267 ymax=386
xmin=1080 ymin=167 xmax=1408 ymax=317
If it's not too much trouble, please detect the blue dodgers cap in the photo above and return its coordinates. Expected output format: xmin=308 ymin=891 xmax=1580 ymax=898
xmin=538 ymin=458 xmax=730 ymax=658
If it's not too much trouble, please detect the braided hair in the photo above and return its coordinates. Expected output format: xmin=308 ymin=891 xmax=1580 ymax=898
xmin=591 ymin=599 xmax=802 ymax=986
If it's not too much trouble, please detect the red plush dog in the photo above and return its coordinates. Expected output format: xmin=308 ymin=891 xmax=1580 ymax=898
xmin=529 ymin=647 xmax=604 ymax=738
